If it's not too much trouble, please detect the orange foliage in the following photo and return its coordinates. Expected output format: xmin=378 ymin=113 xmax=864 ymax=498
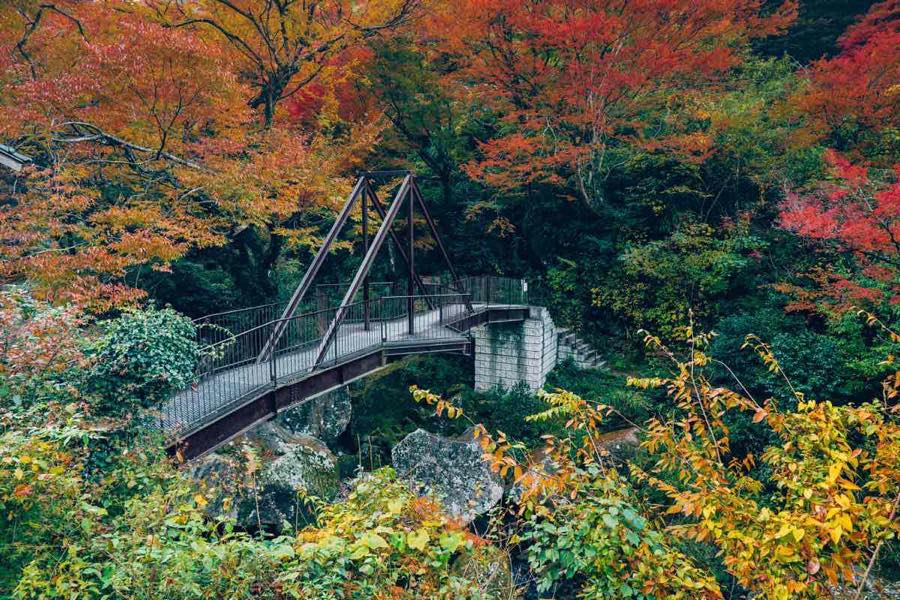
xmin=427 ymin=0 xmax=796 ymax=204
xmin=0 ymin=1 xmax=413 ymax=307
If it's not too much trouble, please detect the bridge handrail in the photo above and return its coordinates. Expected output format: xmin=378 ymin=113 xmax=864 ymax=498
xmin=160 ymin=276 xmax=527 ymax=438
xmin=192 ymin=301 xmax=284 ymax=323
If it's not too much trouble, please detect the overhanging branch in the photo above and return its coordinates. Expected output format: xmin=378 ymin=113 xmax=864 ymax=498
xmin=53 ymin=122 xmax=207 ymax=171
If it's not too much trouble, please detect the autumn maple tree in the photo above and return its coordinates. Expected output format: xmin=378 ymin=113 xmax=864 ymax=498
xmin=156 ymin=0 xmax=419 ymax=128
xmin=775 ymin=1 xmax=900 ymax=316
xmin=792 ymin=0 xmax=900 ymax=165
xmin=427 ymin=0 xmax=797 ymax=209
xmin=778 ymin=151 xmax=900 ymax=313
xmin=0 ymin=0 xmax=414 ymax=308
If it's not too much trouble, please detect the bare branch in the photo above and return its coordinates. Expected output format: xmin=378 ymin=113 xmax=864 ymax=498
xmin=15 ymin=3 xmax=88 ymax=79
xmin=53 ymin=122 xmax=207 ymax=171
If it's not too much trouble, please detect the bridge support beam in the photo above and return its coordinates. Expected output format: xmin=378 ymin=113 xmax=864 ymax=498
xmin=472 ymin=307 xmax=557 ymax=392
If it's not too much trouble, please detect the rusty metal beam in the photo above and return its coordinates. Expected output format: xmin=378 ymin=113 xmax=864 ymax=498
xmin=408 ymin=176 xmax=415 ymax=334
xmin=364 ymin=179 xmax=435 ymax=309
xmin=312 ymin=175 xmax=413 ymax=367
xmin=257 ymin=175 xmax=366 ymax=363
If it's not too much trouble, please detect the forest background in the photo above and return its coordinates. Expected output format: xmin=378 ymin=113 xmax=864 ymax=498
xmin=0 ymin=0 xmax=899 ymax=598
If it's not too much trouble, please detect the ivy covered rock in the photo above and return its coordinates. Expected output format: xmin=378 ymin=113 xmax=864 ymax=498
xmin=241 ymin=422 xmax=339 ymax=531
xmin=276 ymin=386 xmax=351 ymax=445
xmin=391 ymin=427 xmax=503 ymax=524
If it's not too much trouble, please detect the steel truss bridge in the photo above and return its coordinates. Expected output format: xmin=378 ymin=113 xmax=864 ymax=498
xmin=161 ymin=172 xmax=533 ymax=460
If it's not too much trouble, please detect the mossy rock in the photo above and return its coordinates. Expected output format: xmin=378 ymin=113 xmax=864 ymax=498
xmin=240 ymin=423 xmax=339 ymax=531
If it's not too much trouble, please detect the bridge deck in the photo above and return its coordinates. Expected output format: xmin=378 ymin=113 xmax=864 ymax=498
xmin=161 ymin=302 xmax=521 ymax=447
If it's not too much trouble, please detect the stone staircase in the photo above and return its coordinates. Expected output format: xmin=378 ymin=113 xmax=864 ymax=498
xmin=557 ymin=328 xmax=605 ymax=370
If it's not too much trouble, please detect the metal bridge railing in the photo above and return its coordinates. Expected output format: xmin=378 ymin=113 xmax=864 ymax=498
xmin=458 ymin=275 xmax=528 ymax=305
xmin=160 ymin=276 xmax=526 ymax=438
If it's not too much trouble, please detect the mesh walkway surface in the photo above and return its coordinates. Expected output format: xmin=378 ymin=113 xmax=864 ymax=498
xmin=160 ymin=304 xmax=475 ymax=437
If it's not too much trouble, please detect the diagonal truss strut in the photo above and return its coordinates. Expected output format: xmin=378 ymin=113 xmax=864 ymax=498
xmin=257 ymin=171 xmax=471 ymax=369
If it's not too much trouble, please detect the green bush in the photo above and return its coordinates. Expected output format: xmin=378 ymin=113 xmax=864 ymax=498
xmin=522 ymin=470 xmax=718 ymax=598
xmin=710 ymin=307 xmax=882 ymax=404
xmin=1 ymin=420 xmax=502 ymax=599
xmin=84 ymin=307 xmax=199 ymax=415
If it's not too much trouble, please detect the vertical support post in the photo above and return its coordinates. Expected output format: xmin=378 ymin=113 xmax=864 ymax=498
xmin=380 ymin=297 xmax=386 ymax=342
xmin=407 ymin=180 xmax=415 ymax=335
xmin=362 ymin=181 xmax=370 ymax=331
xmin=269 ymin=322 xmax=277 ymax=386
xmin=366 ymin=185 xmax=435 ymax=309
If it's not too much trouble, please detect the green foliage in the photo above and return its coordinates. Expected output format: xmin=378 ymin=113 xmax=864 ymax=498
xmin=1 ymin=417 xmax=287 ymax=598
xmin=594 ymin=219 xmax=766 ymax=337
xmin=546 ymin=359 xmax=654 ymax=428
xmin=523 ymin=471 xmax=719 ymax=598
xmin=0 ymin=415 xmax=503 ymax=599
xmin=544 ymin=258 xmax=587 ymax=331
xmin=711 ymin=306 xmax=890 ymax=404
xmin=83 ymin=307 xmax=199 ymax=415
xmin=347 ymin=355 xmax=473 ymax=462
xmin=348 ymin=355 xmax=565 ymax=459
xmin=458 ymin=383 xmax=562 ymax=450
xmin=282 ymin=468 xmax=498 ymax=598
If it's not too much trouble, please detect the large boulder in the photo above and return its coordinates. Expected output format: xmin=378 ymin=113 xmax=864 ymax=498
xmin=241 ymin=422 xmax=339 ymax=530
xmin=276 ymin=386 xmax=351 ymax=445
xmin=391 ymin=427 xmax=503 ymax=524
xmin=186 ymin=452 xmax=242 ymax=521
xmin=187 ymin=422 xmax=338 ymax=532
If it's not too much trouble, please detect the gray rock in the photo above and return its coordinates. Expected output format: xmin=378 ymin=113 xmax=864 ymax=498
xmin=831 ymin=574 xmax=900 ymax=599
xmin=185 ymin=452 xmax=242 ymax=521
xmin=241 ymin=422 xmax=339 ymax=531
xmin=276 ymin=386 xmax=351 ymax=445
xmin=392 ymin=427 xmax=503 ymax=524
xmin=598 ymin=426 xmax=640 ymax=464
xmin=187 ymin=422 xmax=338 ymax=532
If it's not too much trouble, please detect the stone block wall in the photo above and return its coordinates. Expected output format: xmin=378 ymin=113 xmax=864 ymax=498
xmin=473 ymin=307 xmax=557 ymax=391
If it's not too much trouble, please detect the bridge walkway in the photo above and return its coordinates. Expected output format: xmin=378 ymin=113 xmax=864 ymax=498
xmin=161 ymin=277 xmax=530 ymax=459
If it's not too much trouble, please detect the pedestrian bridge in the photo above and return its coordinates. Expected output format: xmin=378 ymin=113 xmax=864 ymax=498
xmin=162 ymin=171 xmax=564 ymax=460
xmin=162 ymin=276 xmax=536 ymax=459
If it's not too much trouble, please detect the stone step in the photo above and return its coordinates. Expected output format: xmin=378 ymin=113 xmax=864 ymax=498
xmin=575 ymin=358 xmax=606 ymax=371
xmin=579 ymin=350 xmax=597 ymax=362
xmin=556 ymin=329 xmax=606 ymax=371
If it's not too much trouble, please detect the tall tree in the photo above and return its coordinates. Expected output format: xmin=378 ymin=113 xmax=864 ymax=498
xmin=792 ymin=0 xmax=900 ymax=165
xmin=0 ymin=1 xmax=411 ymax=307
xmin=163 ymin=0 xmax=419 ymax=128
xmin=428 ymin=0 xmax=797 ymax=211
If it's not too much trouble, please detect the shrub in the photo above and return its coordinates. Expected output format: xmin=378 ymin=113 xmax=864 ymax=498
xmin=282 ymin=468 xmax=504 ymax=598
xmin=0 ymin=291 xmax=89 ymax=414
xmin=523 ymin=470 xmax=720 ymax=598
xmin=84 ymin=306 xmax=199 ymax=415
